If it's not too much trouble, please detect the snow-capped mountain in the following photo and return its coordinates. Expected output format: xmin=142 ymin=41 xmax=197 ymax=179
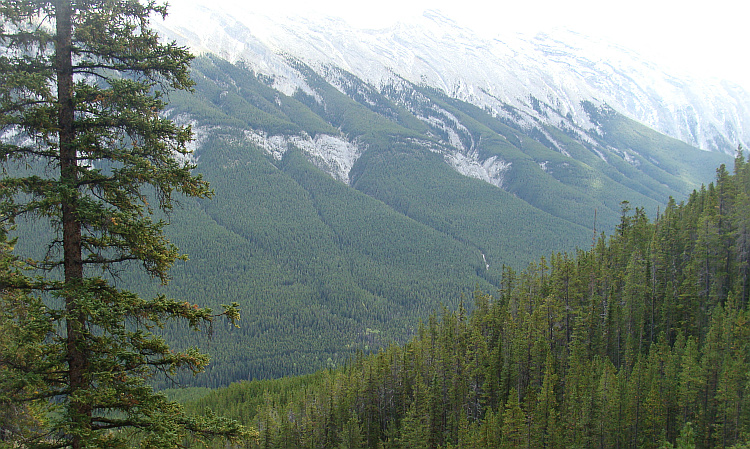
xmin=157 ymin=1 xmax=749 ymax=155
xmin=104 ymin=2 xmax=746 ymax=382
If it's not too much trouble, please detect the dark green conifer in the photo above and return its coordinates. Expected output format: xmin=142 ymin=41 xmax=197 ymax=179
xmin=0 ymin=1 xmax=245 ymax=447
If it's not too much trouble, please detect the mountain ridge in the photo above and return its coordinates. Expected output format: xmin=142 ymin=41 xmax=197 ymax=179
xmin=158 ymin=4 xmax=748 ymax=155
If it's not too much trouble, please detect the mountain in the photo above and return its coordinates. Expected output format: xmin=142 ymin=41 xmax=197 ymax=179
xmin=158 ymin=3 xmax=749 ymax=155
xmin=4 ymin=1 xmax=736 ymax=386
xmin=89 ymin=4 xmax=742 ymax=385
xmin=9 ymin=4 xmax=736 ymax=387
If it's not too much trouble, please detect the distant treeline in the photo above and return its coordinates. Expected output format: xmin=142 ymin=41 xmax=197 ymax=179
xmin=185 ymin=152 xmax=750 ymax=448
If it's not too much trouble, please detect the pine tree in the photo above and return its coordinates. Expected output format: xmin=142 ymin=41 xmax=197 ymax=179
xmin=0 ymin=1 xmax=244 ymax=447
xmin=532 ymin=350 xmax=560 ymax=449
xmin=500 ymin=388 xmax=526 ymax=449
xmin=676 ymin=421 xmax=697 ymax=449
xmin=338 ymin=415 xmax=364 ymax=449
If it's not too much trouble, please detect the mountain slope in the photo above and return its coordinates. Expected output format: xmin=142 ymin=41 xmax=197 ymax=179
xmin=126 ymin=54 xmax=728 ymax=385
xmin=7 ymin=40 xmax=733 ymax=387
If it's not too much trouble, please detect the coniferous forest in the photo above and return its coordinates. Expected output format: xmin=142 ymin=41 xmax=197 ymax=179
xmin=184 ymin=153 xmax=750 ymax=449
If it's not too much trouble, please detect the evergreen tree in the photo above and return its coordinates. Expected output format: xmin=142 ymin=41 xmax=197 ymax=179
xmin=500 ymin=388 xmax=526 ymax=449
xmin=676 ymin=421 xmax=697 ymax=449
xmin=0 ymin=1 xmax=244 ymax=447
xmin=338 ymin=416 xmax=364 ymax=449
xmin=0 ymin=230 xmax=48 ymax=445
xmin=398 ymin=399 xmax=430 ymax=449
xmin=532 ymin=350 xmax=560 ymax=448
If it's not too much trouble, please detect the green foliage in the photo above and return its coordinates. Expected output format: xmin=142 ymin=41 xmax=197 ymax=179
xmin=172 ymin=56 xmax=337 ymax=135
xmin=138 ymin=135 xmax=502 ymax=385
xmin=407 ymin=88 xmax=731 ymax=233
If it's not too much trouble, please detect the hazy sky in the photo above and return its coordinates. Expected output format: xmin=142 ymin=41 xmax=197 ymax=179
xmin=236 ymin=0 xmax=749 ymax=91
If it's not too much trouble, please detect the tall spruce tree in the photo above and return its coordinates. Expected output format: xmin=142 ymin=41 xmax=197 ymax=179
xmin=0 ymin=1 xmax=244 ymax=447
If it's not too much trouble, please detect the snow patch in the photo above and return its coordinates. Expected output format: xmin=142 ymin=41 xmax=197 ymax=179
xmin=619 ymin=148 xmax=640 ymax=167
xmin=416 ymin=106 xmax=475 ymax=151
xmin=422 ymin=116 xmax=465 ymax=150
xmin=591 ymin=147 xmax=608 ymax=162
xmin=245 ymin=131 xmax=362 ymax=183
xmin=445 ymin=152 xmax=511 ymax=188
xmin=166 ymin=113 xmax=204 ymax=166
xmin=0 ymin=126 xmax=21 ymax=141
xmin=160 ymin=4 xmax=750 ymax=155
xmin=1 ymin=125 xmax=44 ymax=153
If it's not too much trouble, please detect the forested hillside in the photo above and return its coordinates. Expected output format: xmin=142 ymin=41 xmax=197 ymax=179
xmin=184 ymin=153 xmax=750 ymax=448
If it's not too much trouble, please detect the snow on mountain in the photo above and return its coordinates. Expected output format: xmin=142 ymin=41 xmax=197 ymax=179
xmin=244 ymin=130 xmax=363 ymax=184
xmin=157 ymin=1 xmax=749 ymax=155
xmin=446 ymin=152 xmax=512 ymax=189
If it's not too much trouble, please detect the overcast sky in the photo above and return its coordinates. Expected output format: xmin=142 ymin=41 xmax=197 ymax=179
xmin=233 ymin=0 xmax=749 ymax=91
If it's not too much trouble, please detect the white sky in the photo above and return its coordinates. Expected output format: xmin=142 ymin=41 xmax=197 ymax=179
xmin=235 ymin=0 xmax=750 ymax=91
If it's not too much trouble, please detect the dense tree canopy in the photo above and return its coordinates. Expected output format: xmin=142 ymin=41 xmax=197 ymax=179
xmin=0 ymin=1 xmax=244 ymax=447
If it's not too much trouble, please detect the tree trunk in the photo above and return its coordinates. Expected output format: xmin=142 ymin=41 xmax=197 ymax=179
xmin=55 ymin=1 xmax=89 ymax=447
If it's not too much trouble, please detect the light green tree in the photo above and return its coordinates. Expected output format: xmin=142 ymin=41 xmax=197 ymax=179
xmin=500 ymin=388 xmax=526 ymax=449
